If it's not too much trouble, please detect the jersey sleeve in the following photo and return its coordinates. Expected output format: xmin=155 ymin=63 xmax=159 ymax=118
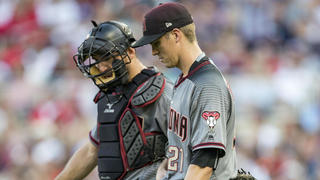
xmin=89 ymin=125 xmax=99 ymax=146
xmin=190 ymin=82 xmax=231 ymax=157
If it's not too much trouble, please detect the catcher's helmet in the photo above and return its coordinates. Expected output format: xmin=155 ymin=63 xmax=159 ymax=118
xmin=73 ymin=20 xmax=136 ymax=91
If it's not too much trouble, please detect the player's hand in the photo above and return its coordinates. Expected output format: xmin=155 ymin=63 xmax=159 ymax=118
xmin=156 ymin=158 xmax=168 ymax=180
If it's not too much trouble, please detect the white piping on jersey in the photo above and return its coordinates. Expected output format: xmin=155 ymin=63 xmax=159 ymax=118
xmin=195 ymin=52 xmax=206 ymax=62
xmin=195 ymin=52 xmax=215 ymax=66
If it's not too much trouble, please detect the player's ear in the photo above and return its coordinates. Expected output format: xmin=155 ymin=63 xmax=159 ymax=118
xmin=126 ymin=47 xmax=136 ymax=60
xmin=172 ymin=28 xmax=181 ymax=43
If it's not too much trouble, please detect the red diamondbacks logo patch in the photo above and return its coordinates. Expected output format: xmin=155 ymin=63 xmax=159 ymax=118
xmin=202 ymin=111 xmax=220 ymax=129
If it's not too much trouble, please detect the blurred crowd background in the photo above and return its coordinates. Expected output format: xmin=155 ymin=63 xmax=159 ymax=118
xmin=0 ymin=0 xmax=319 ymax=179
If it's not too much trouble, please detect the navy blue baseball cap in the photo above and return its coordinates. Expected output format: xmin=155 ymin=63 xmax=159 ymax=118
xmin=132 ymin=2 xmax=193 ymax=48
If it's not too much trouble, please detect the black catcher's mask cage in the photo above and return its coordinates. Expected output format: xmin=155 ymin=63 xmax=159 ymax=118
xmin=73 ymin=20 xmax=136 ymax=92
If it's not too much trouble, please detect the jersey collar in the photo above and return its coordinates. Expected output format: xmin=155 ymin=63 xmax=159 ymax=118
xmin=195 ymin=52 xmax=206 ymax=62
xmin=175 ymin=53 xmax=210 ymax=88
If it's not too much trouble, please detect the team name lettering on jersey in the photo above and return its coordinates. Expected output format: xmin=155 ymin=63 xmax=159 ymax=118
xmin=169 ymin=108 xmax=187 ymax=142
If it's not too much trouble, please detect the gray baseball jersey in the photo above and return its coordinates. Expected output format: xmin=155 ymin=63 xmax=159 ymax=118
xmin=90 ymin=70 xmax=173 ymax=180
xmin=164 ymin=53 xmax=237 ymax=180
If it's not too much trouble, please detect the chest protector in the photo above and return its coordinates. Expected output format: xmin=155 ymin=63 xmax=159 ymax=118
xmin=95 ymin=69 xmax=167 ymax=180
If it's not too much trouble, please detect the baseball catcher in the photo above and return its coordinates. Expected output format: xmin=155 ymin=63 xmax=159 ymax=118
xmin=55 ymin=20 xmax=172 ymax=180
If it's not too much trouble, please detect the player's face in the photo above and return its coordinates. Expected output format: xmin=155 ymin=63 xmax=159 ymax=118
xmin=95 ymin=58 xmax=113 ymax=75
xmin=90 ymin=55 xmax=121 ymax=84
xmin=93 ymin=53 xmax=125 ymax=73
xmin=151 ymin=32 xmax=179 ymax=68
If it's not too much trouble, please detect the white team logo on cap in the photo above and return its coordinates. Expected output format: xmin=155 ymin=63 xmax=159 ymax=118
xmin=202 ymin=111 xmax=220 ymax=129
xmin=165 ymin=22 xmax=172 ymax=28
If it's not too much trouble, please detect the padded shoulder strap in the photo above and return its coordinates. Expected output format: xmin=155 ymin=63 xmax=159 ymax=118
xmin=93 ymin=91 xmax=105 ymax=103
xmin=131 ymin=73 xmax=165 ymax=107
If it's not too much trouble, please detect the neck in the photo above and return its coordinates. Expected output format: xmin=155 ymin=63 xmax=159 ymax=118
xmin=178 ymin=41 xmax=203 ymax=77
xmin=127 ymin=57 xmax=146 ymax=81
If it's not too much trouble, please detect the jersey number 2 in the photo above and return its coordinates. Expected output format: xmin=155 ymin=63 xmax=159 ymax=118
xmin=168 ymin=146 xmax=184 ymax=172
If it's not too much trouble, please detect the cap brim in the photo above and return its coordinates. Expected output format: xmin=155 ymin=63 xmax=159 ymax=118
xmin=132 ymin=32 xmax=166 ymax=48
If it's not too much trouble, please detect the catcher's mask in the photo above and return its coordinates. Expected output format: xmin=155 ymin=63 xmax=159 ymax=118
xmin=73 ymin=20 xmax=136 ymax=91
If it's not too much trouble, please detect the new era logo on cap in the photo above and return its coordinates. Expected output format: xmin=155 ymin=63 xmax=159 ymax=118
xmin=165 ymin=22 xmax=172 ymax=28
xmin=132 ymin=2 xmax=193 ymax=48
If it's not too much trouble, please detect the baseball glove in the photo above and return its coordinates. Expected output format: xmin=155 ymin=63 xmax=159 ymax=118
xmin=229 ymin=168 xmax=257 ymax=180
